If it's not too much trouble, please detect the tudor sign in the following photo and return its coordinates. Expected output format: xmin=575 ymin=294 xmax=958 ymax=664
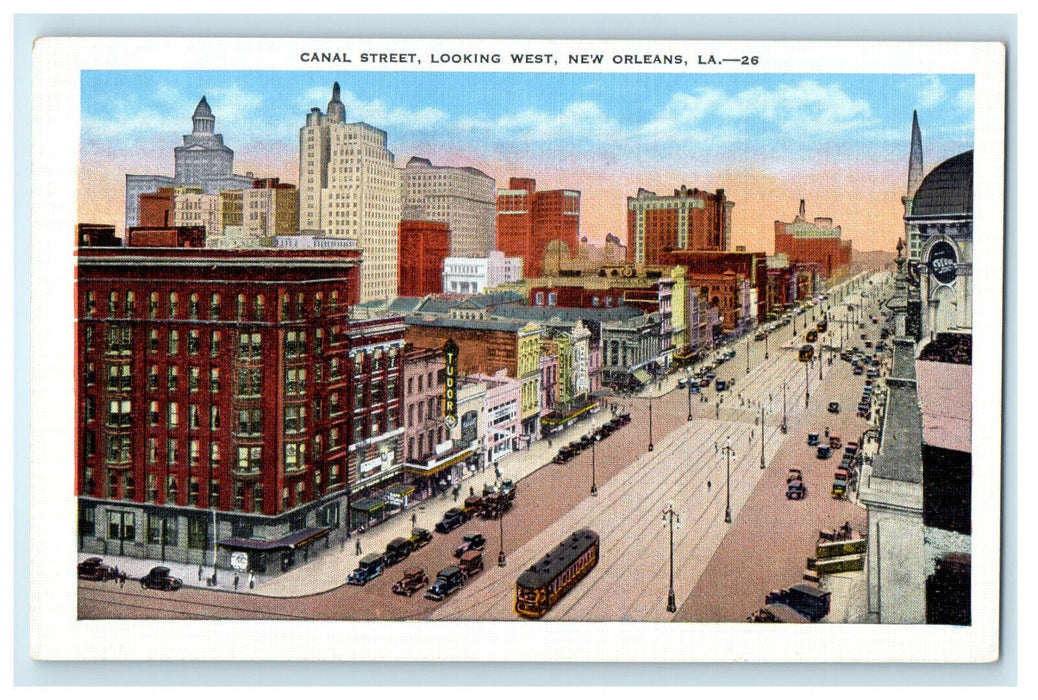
xmin=928 ymin=241 xmax=958 ymax=285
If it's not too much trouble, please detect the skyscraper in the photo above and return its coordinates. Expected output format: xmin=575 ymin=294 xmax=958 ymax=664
xmin=626 ymin=185 xmax=733 ymax=265
xmin=299 ymin=83 xmax=402 ymax=302
xmin=496 ymin=177 xmax=580 ymax=278
xmin=125 ymin=97 xmax=254 ymax=232
xmin=400 ymin=157 xmax=496 ymax=257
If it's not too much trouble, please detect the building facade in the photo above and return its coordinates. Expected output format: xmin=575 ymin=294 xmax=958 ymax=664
xmin=398 ymin=220 xmax=451 ymax=297
xmin=242 ymin=178 xmax=300 ymax=240
xmin=400 ymin=156 xmax=496 ymax=257
xmin=172 ymin=187 xmax=222 ymax=237
xmin=125 ymin=97 xmax=254 ymax=231
xmin=626 ymin=185 xmax=734 ymax=265
xmin=773 ymin=199 xmax=853 ymax=281
xmin=442 ymin=251 xmax=524 ymax=295
xmin=496 ymin=177 xmax=580 ymax=278
xmin=299 ymin=82 xmax=402 ymax=302
xmin=74 ymin=241 xmax=424 ymax=573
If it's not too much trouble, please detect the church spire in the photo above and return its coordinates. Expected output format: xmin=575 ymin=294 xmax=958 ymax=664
xmin=907 ymin=110 xmax=924 ymax=198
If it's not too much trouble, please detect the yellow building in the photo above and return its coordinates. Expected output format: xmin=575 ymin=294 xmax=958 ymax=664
xmin=517 ymin=322 xmax=543 ymax=440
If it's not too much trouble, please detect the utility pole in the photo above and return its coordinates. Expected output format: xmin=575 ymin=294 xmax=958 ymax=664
xmin=722 ymin=437 xmax=735 ymax=524
xmin=661 ymin=501 xmax=680 ymax=613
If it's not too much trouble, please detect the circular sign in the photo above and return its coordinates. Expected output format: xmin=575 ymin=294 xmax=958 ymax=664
xmin=230 ymin=551 xmax=249 ymax=572
xmin=927 ymin=241 xmax=958 ymax=285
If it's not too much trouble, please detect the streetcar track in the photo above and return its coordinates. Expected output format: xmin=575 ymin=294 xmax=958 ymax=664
xmin=78 ymin=587 xmax=316 ymax=620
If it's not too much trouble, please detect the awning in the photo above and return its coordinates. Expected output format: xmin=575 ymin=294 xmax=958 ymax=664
xmin=217 ymin=526 xmax=332 ymax=553
xmin=633 ymin=369 xmax=651 ymax=384
xmin=385 ymin=484 xmax=415 ymax=497
xmin=403 ymin=447 xmax=475 ymax=477
xmin=350 ymin=497 xmax=386 ymax=513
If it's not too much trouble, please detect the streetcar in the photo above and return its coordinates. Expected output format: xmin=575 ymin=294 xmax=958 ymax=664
xmin=515 ymin=529 xmax=600 ymax=619
xmin=798 ymin=344 xmax=815 ymax=362
xmin=805 ymin=329 xmax=819 ymax=343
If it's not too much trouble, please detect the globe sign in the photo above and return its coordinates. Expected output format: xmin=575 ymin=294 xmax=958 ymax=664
xmin=927 ymin=241 xmax=958 ymax=285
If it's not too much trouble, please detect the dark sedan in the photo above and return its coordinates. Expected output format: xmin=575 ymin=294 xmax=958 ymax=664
xmin=140 ymin=566 xmax=183 ymax=591
xmin=77 ymin=557 xmax=116 ymax=581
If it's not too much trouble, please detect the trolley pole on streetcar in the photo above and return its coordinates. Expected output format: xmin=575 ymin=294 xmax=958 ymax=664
xmin=722 ymin=438 xmax=735 ymax=524
xmin=661 ymin=500 xmax=680 ymax=613
xmin=590 ymin=434 xmax=598 ymax=497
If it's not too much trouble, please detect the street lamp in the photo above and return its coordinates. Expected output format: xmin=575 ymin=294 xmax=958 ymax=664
xmin=746 ymin=335 xmax=750 ymax=374
xmin=498 ymin=495 xmax=507 ymax=567
xmin=687 ymin=377 xmax=693 ymax=421
xmin=781 ymin=383 xmax=788 ymax=434
xmin=805 ymin=361 xmax=810 ymax=409
xmin=764 ymin=330 xmax=769 ymax=360
xmin=722 ymin=437 xmax=735 ymax=524
xmin=760 ymin=404 xmax=766 ymax=470
xmin=590 ymin=434 xmax=598 ymax=497
xmin=819 ymin=337 xmax=824 ymax=380
xmin=648 ymin=394 xmax=654 ymax=451
xmin=661 ymin=500 xmax=681 ymax=613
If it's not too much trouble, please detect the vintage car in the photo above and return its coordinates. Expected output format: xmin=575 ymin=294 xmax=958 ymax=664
xmin=425 ymin=566 xmax=464 ymax=601
xmin=459 ymin=550 xmax=485 ymax=578
xmin=787 ymin=468 xmax=803 ymax=484
xmin=383 ymin=537 xmax=414 ymax=567
xmin=140 ymin=566 xmax=183 ymax=591
xmin=454 ymin=532 xmax=487 ymax=558
xmin=407 ymin=527 xmax=433 ymax=550
xmin=435 ymin=508 xmax=467 ymax=534
xmin=816 ymin=445 xmax=832 ymax=459
xmin=77 ymin=557 xmax=117 ymax=581
xmin=391 ymin=567 xmax=429 ymax=597
xmin=347 ymin=554 xmax=385 ymax=586
xmin=786 ymin=480 xmax=807 ymax=500
xmin=827 ymin=401 xmax=840 ymax=414
xmin=807 ymin=433 xmax=820 ymax=447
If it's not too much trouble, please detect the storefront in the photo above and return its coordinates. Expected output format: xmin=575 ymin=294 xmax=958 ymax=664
xmin=403 ymin=446 xmax=477 ymax=500
xmin=217 ymin=526 xmax=331 ymax=575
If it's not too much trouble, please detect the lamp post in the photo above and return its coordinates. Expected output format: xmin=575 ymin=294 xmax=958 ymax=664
xmin=498 ymin=496 xmax=507 ymax=567
xmin=760 ymin=404 xmax=766 ymax=470
xmin=805 ymin=360 xmax=810 ymax=409
xmin=648 ymin=394 xmax=654 ymax=452
xmin=764 ymin=330 xmax=769 ymax=360
xmin=819 ymin=337 xmax=824 ymax=380
xmin=590 ymin=434 xmax=598 ymax=497
xmin=781 ymin=383 xmax=788 ymax=434
xmin=722 ymin=437 xmax=735 ymax=524
xmin=746 ymin=335 xmax=750 ymax=374
xmin=662 ymin=500 xmax=680 ymax=613
xmin=687 ymin=377 xmax=693 ymax=421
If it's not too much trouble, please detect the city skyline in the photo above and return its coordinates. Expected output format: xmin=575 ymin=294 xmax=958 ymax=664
xmin=79 ymin=70 xmax=974 ymax=253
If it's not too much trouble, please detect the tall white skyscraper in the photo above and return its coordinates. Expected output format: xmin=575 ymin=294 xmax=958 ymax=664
xmin=400 ymin=156 xmax=496 ymax=257
xmin=299 ymin=82 xmax=402 ymax=302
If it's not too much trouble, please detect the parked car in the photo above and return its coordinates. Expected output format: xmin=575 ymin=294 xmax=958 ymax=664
xmin=715 ymin=379 xmax=727 ymax=392
xmin=807 ymin=433 xmax=820 ymax=446
xmin=78 ymin=557 xmax=117 ymax=581
xmin=677 ymin=377 xmax=689 ymax=388
xmin=786 ymin=480 xmax=807 ymax=500
xmin=453 ymin=532 xmax=487 ymax=558
xmin=383 ymin=537 xmax=414 ymax=567
xmin=787 ymin=468 xmax=803 ymax=483
xmin=140 ymin=566 xmax=183 ymax=591
xmin=435 ymin=507 xmax=467 ymax=534
xmin=391 ymin=567 xmax=429 ymax=597
xmin=458 ymin=550 xmax=485 ymax=579
xmin=347 ymin=554 xmax=385 ymax=586
xmin=407 ymin=527 xmax=433 ymax=550
xmin=816 ymin=445 xmax=832 ymax=459
xmin=827 ymin=401 xmax=840 ymax=414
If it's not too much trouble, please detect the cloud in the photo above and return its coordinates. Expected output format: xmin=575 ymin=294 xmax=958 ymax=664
xmin=636 ymin=80 xmax=873 ymax=143
xmin=955 ymin=87 xmax=975 ymax=112
xmin=455 ymin=100 xmax=621 ymax=142
xmin=338 ymin=89 xmax=447 ymax=131
xmin=917 ymin=75 xmax=948 ymax=107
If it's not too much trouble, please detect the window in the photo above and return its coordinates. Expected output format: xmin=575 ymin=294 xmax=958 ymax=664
xmin=236 ymin=294 xmax=245 ymax=320
xmin=209 ymin=293 xmax=221 ymax=319
xmin=187 ymin=516 xmax=208 ymax=549
xmin=166 ymin=475 xmax=179 ymax=503
xmin=188 ymin=475 xmax=200 ymax=505
xmin=285 ymin=442 xmax=306 ymax=471
xmin=254 ymin=294 xmax=265 ymax=321
xmin=147 ymin=515 xmax=177 ymax=545
xmin=168 ymin=330 xmax=179 ymax=355
xmin=189 ymin=294 xmax=199 ymax=319
xmin=148 ymin=329 xmax=159 ymax=354
xmin=210 ymin=442 xmax=221 ymax=470
xmin=210 ymin=330 xmax=221 ymax=357
xmin=208 ymin=478 xmax=219 ymax=507
xmin=189 ymin=367 xmax=200 ymax=393
xmin=285 ymin=368 xmax=306 ymax=395
xmin=189 ymin=404 xmax=200 ymax=431
xmin=234 ymin=482 xmax=245 ymax=511
xmin=107 ymin=511 xmax=135 ymax=541
xmin=168 ymin=293 xmax=179 ymax=318
xmin=86 ymin=291 xmax=96 ymax=317
xmin=237 ymin=408 xmax=262 ymax=435
xmin=407 ymin=376 xmax=413 ymax=395
xmin=167 ymin=402 xmax=179 ymax=429
xmin=167 ymin=366 xmax=179 ymax=393
xmin=210 ymin=367 xmax=220 ymax=393
xmin=254 ymin=484 xmax=264 ymax=513
xmin=125 ymin=291 xmax=135 ymax=317
xmin=188 ymin=330 xmax=200 ymax=356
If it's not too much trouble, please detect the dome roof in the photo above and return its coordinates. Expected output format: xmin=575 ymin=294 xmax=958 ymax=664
xmin=911 ymin=150 xmax=973 ymax=217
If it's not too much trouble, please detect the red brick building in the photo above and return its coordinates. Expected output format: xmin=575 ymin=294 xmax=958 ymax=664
xmin=75 ymin=238 xmax=413 ymax=572
xmin=497 ymin=177 xmax=580 ymax=278
xmin=138 ymin=188 xmax=175 ymax=228
xmin=398 ymin=220 xmax=451 ymax=296
xmin=626 ymin=186 xmax=734 ymax=265
xmin=774 ymin=199 xmax=853 ymax=280
xmin=661 ymin=250 xmax=767 ymax=323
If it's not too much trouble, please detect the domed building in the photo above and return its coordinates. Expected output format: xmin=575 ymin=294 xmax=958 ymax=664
xmin=902 ymin=112 xmax=973 ymax=336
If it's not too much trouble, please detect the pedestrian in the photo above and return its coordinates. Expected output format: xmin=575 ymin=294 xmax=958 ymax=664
xmin=412 ymin=511 xmax=418 ymax=527
xmin=714 ymin=442 xmax=718 ymax=454
xmin=119 ymin=572 xmax=126 ymax=588
xmin=248 ymin=571 xmax=255 ymax=590
xmin=198 ymin=564 xmax=203 ymax=581
xmin=356 ymin=538 xmax=362 ymax=556
xmin=707 ymin=480 xmax=711 ymax=491
xmin=341 ymin=534 xmax=346 ymax=552
xmin=234 ymin=573 xmax=240 ymax=590
xmin=469 ymin=486 xmax=475 ymax=497
xmin=825 ymin=426 xmax=830 ymax=438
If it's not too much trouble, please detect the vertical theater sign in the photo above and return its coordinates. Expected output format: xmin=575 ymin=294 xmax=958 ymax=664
xmin=443 ymin=339 xmax=459 ymax=430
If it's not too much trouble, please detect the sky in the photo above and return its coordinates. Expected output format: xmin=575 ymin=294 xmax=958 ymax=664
xmin=78 ymin=70 xmax=974 ymax=253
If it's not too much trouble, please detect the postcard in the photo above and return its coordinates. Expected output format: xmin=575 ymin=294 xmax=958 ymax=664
xmin=30 ymin=37 xmax=1005 ymax=662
